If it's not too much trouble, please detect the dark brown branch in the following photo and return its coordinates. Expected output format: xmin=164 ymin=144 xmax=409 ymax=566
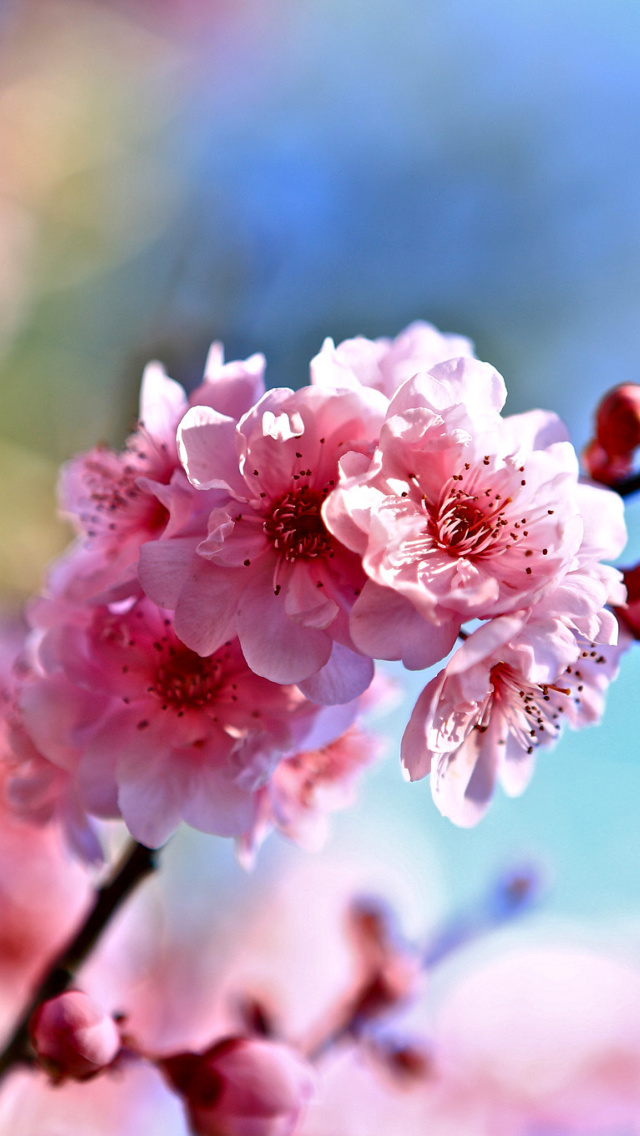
xmin=604 ymin=472 xmax=640 ymax=498
xmin=0 ymin=839 xmax=159 ymax=1083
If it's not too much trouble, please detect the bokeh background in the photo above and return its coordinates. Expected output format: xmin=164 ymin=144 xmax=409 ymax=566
xmin=3 ymin=0 xmax=640 ymax=1123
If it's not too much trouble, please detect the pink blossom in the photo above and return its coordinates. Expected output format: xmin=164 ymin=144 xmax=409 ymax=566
xmin=160 ymin=1037 xmax=315 ymax=1136
xmin=311 ymin=320 xmax=475 ymax=400
xmin=8 ymin=597 xmax=325 ymax=849
xmin=4 ymin=709 xmax=105 ymax=864
xmin=240 ymin=724 xmax=375 ymax=864
xmin=401 ymin=600 xmax=628 ymax=827
xmin=325 ymin=359 xmax=624 ymax=668
xmin=141 ymin=384 xmax=384 ymax=696
xmin=52 ymin=345 xmax=265 ymax=604
xmin=29 ymin=990 xmax=121 ymax=1083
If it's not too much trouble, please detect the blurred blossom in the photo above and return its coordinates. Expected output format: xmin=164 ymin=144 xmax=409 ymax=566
xmin=432 ymin=946 xmax=640 ymax=1134
xmin=0 ymin=618 xmax=92 ymax=1040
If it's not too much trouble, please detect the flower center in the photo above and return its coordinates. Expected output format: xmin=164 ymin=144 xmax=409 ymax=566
xmin=81 ymin=452 xmax=168 ymax=542
xmin=264 ymin=486 xmax=333 ymax=561
xmin=491 ymin=663 xmax=569 ymax=752
xmin=431 ymin=477 xmax=513 ymax=559
xmin=151 ymin=649 xmax=224 ymax=712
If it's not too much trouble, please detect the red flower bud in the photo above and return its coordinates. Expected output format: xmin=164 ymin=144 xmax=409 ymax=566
xmin=29 ymin=991 xmax=121 ymax=1083
xmin=160 ymin=1037 xmax=315 ymax=1136
xmin=582 ymin=438 xmax=632 ymax=486
xmin=595 ymin=384 xmax=640 ymax=458
xmin=615 ymin=564 xmax=640 ymax=640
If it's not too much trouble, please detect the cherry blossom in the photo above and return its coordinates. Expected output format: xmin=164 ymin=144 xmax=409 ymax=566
xmin=239 ymin=724 xmax=374 ymax=864
xmin=310 ymin=320 xmax=474 ymax=400
xmin=51 ymin=344 xmax=266 ymax=605
xmin=7 ymin=597 xmax=326 ymax=849
xmin=141 ymin=383 xmax=384 ymax=696
xmin=324 ymin=357 xmax=602 ymax=668
xmin=401 ymin=599 xmax=629 ymax=827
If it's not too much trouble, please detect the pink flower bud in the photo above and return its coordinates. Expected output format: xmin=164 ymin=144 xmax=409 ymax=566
xmin=29 ymin=990 xmax=121 ymax=1083
xmin=160 ymin=1037 xmax=315 ymax=1136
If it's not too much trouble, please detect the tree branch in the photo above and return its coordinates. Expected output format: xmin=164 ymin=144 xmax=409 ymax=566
xmin=607 ymin=471 xmax=640 ymax=498
xmin=0 ymin=839 xmax=159 ymax=1083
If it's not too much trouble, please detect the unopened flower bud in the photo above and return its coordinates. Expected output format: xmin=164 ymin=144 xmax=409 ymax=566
xmin=584 ymin=384 xmax=640 ymax=484
xmin=350 ymin=952 xmax=422 ymax=1028
xmin=373 ymin=1038 xmax=433 ymax=1082
xmin=615 ymin=564 xmax=640 ymax=640
xmin=582 ymin=438 xmax=632 ymax=486
xmin=347 ymin=898 xmax=421 ymax=1028
xmin=29 ymin=990 xmax=121 ymax=1083
xmin=595 ymin=384 xmax=640 ymax=458
xmin=160 ymin=1036 xmax=315 ymax=1136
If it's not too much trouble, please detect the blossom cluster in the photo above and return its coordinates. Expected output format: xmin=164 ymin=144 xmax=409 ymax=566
xmin=0 ymin=321 xmax=629 ymax=854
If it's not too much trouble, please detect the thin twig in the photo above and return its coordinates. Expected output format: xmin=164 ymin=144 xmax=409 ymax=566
xmin=611 ymin=471 xmax=640 ymax=498
xmin=0 ymin=839 xmax=159 ymax=1082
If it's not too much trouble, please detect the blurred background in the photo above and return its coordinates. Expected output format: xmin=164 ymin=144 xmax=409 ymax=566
xmin=3 ymin=0 xmax=640 ymax=1107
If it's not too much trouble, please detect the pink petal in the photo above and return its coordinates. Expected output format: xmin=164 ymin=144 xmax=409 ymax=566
xmin=173 ymin=562 xmax=239 ymax=656
xmin=177 ymin=406 xmax=246 ymax=497
xmin=236 ymin=575 xmax=332 ymax=683
xmin=138 ymin=536 xmax=200 ymax=609
xmin=446 ymin=613 xmax=528 ymax=676
xmin=501 ymin=407 xmax=570 ymax=451
xmin=180 ymin=754 xmax=258 ymax=837
xmin=576 ymin=481 xmax=627 ymax=560
xmin=400 ymin=672 xmax=446 ymax=782
xmin=296 ymin=642 xmax=374 ymax=705
xmin=284 ymin=566 xmax=339 ymax=629
xmin=430 ymin=723 xmax=498 ymax=828
xmin=139 ymin=362 xmax=188 ymax=444
xmin=350 ymin=581 xmax=459 ymax=668
xmin=498 ymin=732 xmax=537 ymax=797
xmin=196 ymin=344 xmax=266 ymax=419
xmin=116 ymin=740 xmax=184 ymax=847
xmin=20 ymin=674 xmax=109 ymax=771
